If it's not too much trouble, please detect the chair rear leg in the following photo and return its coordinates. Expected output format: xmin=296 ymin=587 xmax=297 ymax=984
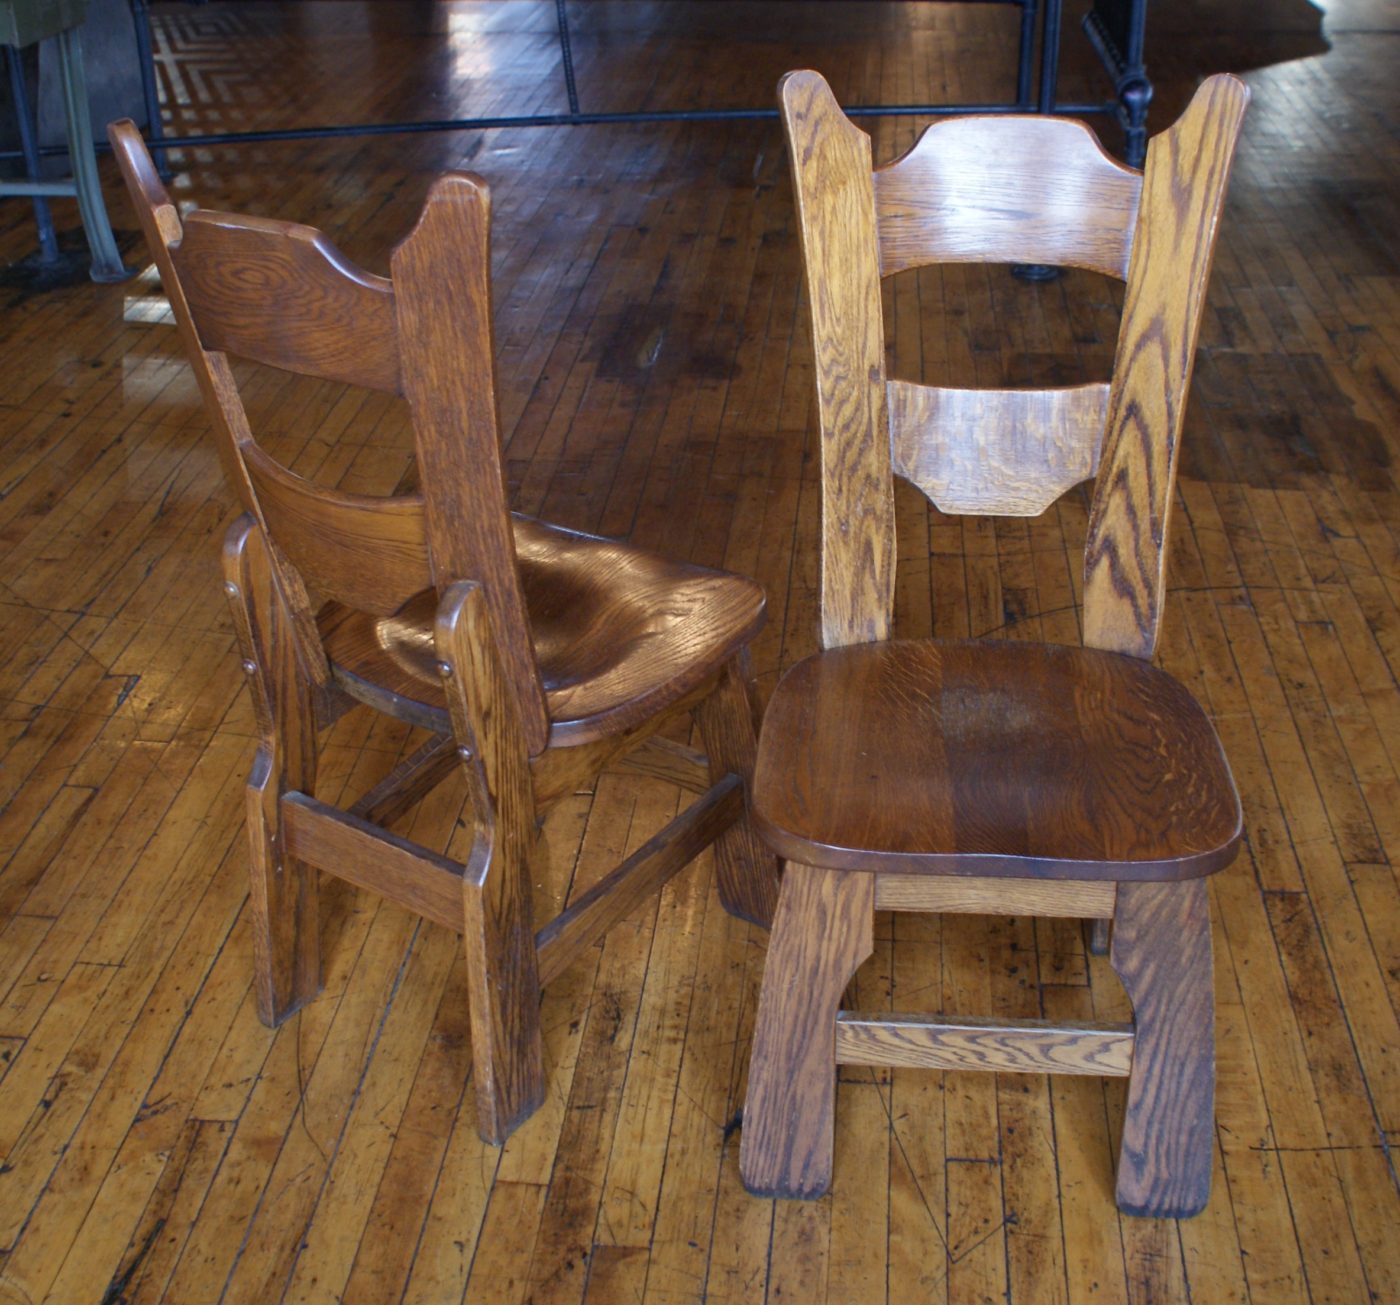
xmin=741 ymin=864 xmax=874 ymax=1198
xmin=437 ymin=581 xmax=546 ymax=1144
xmin=461 ymin=826 xmax=546 ymax=1144
xmin=245 ymin=755 xmax=320 ymax=1025
xmin=694 ymin=653 xmax=780 ymax=928
xmin=1110 ymin=878 xmax=1215 ymax=1217
xmin=224 ymin=518 xmax=321 ymax=1025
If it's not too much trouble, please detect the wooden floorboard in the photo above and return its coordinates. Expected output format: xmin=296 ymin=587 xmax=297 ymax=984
xmin=1 ymin=1 xmax=1398 ymax=1300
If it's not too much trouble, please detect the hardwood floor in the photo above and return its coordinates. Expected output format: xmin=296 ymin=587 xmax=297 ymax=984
xmin=2 ymin=2 xmax=1398 ymax=1300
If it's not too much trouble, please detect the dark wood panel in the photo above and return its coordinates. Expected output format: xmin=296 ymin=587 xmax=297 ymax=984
xmin=175 ymin=209 xmax=402 ymax=392
xmin=753 ymin=638 xmax=1242 ymax=878
xmin=242 ymin=442 xmax=431 ymax=617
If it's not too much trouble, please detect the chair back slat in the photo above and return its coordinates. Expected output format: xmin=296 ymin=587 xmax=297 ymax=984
xmin=109 ymin=121 xmax=553 ymax=732
xmin=109 ymin=122 xmax=335 ymax=686
xmin=173 ymin=211 xmax=402 ymax=393
xmin=780 ymin=72 xmax=1248 ymax=658
xmin=889 ymin=380 xmax=1108 ymax=517
xmin=242 ymin=444 xmax=431 ymax=617
xmin=109 ymin=122 xmax=263 ymax=519
xmin=779 ymin=70 xmax=896 ymax=650
xmin=1083 ymin=76 xmax=1250 ymax=658
xmin=874 ymin=117 xmax=1142 ymax=279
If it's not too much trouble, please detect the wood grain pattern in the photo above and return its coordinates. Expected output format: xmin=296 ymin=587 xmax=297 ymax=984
xmin=14 ymin=9 xmax=1387 ymax=1295
xmin=874 ymin=874 xmax=1116 ymax=916
xmin=1083 ymin=75 xmax=1251 ymax=659
xmin=753 ymin=638 xmax=1241 ymax=879
xmin=222 ymin=516 xmax=321 ymax=1025
xmin=108 ymin=120 xmax=331 ymax=684
xmin=107 ymin=120 xmax=261 ymax=517
xmin=107 ymin=123 xmax=776 ymax=1155
xmin=394 ymin=178 xmax=551 ymax=761
xmin=779 ymin=69 xmax=895 ymax=649
xmin=315 ymin=515 xmax=766 ymax=745
xmin=435 ymin=580 xmax=546 ymax=1143
xmin=1110 ymin=879 xmax=1216 ymax=1217
xmin=346 ymin=734 xmax=457 ymax=826
xmin=173 ymin=210 xmax=401 ymax=392
xmin=873 ymin=113 xmax=1142 ymax=278
xmin=741 ymin=866 xmax=875 ymax=1199
xmin=511 ymin=516 xmax=767 ymax=745
xmin=242 ymin=442 xmax=431 ymax=617
xmin=281 ymin=792 xmax=472 ymax=934
xmin=693 ymin=653 xmax=780 ymax=927
xmin=834 ymin=1013 xmax=1135 ymax=1075
xmin=393 ymin=175 xmax=550 ymax=755
xmin=751 ymin=68 xmax=1250 ymax=1220
xmin=888 ymin=379 xmax=1108 ymax=516
xmin=535 ymin=774 xmax=744 ymax=987
xmin=610 ymin=736 xmax=712 ymax=795
xmin=525 ymin=682 xmax=716 ymax=810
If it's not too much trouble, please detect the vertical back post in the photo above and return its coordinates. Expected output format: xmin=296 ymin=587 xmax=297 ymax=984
xmin=391 ymin=174 xmax=550 ymax=755
xmin=107 ymin=120 xmax=330 ymax=687
xmin=780 ymin=71 xmax=897 ymax=649
xmin=1082 ymin=75 xmax=1249 ymax=658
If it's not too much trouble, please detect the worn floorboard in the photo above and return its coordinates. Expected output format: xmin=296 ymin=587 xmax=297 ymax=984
xmin=1 ymin=1 xmax=1398 ymax=1301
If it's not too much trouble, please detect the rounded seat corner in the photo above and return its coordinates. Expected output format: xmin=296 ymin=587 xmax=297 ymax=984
xmin=752 ymin=639 xmax=1241 ymax=883
xmin=320 ymin=516 xmax=767 ymax=747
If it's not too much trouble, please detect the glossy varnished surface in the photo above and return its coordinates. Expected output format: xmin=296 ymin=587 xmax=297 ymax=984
xmin=750 ymin=72 xmax=1247 ymax=1214
xmin=1083 ymin=74 xmax=1251 ymax=659
xmin=2 ymin=0 xmax=1400 ymax=1300
xmin=873 ymin=113 xmax=1142 ymax=278
xmin=754 ymin=639 xmax=1241 ymax=877
xmin=319 ymin=514 xmax=765 ymax=744
xmin=887 ymin=378 xmax=1108 ymax=515
xmin=173 ymin=209 xmax=402 ymax=393
xmin=106 ymin=110 xmax=780 ymax=1154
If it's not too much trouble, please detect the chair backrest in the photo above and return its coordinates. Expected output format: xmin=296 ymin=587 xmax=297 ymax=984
xmin=107 ymin=123 xmax=551 ymax=754
xmin=778 ymin=71 xmax=1249 ymax=659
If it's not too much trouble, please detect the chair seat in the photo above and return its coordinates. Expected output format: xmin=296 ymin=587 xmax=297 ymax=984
xmin=319 ymin=515 xmax=766 ymax=747
xmin=752 ymin=639 xmax=1241 ymax=881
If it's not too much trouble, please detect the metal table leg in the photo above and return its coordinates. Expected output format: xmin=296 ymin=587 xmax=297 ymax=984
xmin=1037 ymin=0 xmax=1062 ymax=113
xmin=1013 ymin=0 xmax=1065 ymax=282
xmin=1015 ymin=0 xmax=1038 ymax=109
xmin=1083 ymin=0 xmax=1152 ymax=167
xmin=54 ymin=26 xmax=128 ymax=280
xmin=128 ymin=0 xmax=168 ymax=177
xmin=3 ymin=41 xmax=60 ymax=263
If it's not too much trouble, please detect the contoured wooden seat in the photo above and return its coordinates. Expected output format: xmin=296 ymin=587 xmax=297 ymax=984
xmin=741 ymin=71 xmax=1249 ymax=1217
xmin=108 ymin=121 xmax=779 ymax=1146
xmin=318 ymin=514 xmax=768 ymax=743
xmin=754 ymin=639 xmax=1240 ymax=878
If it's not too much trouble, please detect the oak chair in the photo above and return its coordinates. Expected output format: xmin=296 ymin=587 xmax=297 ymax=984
xmin=740 ymin=71 xmax=1249 ymax=1217
xmin=108 ymin=121 xmax=779 ymax=1146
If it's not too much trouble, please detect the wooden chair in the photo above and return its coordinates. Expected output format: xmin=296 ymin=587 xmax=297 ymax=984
xmin=740 ymin=71 xmax=1249 ymax=1217
xmin=107 ymin=122 xmax=779 ymax=1146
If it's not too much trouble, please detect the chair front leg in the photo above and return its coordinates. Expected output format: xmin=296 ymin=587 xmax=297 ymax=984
xmin=694 ymin=652 xmax=780 ymax=928
xmin=437 ymin=581 xmax=546 ymax=1144
xmin=741 ymin=864 xmax=874 ymax=1198
xmin=223 ymin=517 xmax=321 ymax=1026
xmin=1110 ymin=877 xmax=1215 ymax=1217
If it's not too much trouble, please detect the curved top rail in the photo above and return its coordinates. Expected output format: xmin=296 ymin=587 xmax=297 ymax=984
xmin=874 ymin=115 xmax=1143 ymax=279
